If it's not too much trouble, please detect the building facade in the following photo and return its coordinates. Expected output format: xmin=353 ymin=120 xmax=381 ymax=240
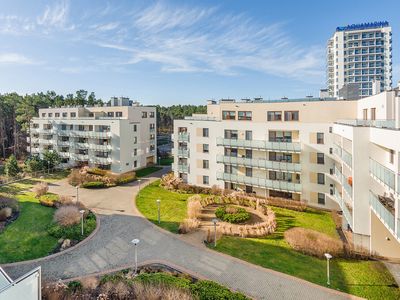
xmin=327 ymin=22 xmax=392 ymax=98
xmin=28 ymin=98 xmax=157 ymax=174
xmin=173 ymin=91 xmax=400 ymax=258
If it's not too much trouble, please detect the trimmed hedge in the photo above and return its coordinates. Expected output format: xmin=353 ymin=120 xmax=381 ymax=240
xmin=190 ymin=280 xmax=249 ymax=300
xmin=215 ymin=206 xmax=250 ymax=224
xmin=116 ymin=175 xmax=136 ymax=185
xmin=134 ymin=273 xmax=191 ymax=289
xmin=86 ymin=168 xmax=108 ymax=176
xmin=81 ymin=181 xmax=106 ymax=189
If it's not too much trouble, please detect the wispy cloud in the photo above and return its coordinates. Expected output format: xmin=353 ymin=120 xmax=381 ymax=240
xmin=37 ymin=0 xmax=74 ymax=31
xmin=90 ymin=22 xmax=119 ymax=32
xmin=0 ymin=53 xmax=37 ymax=65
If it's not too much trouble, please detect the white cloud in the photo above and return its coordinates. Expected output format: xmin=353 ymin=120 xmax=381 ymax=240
xmin=0 ymin=53 xmax=37 ymax=65
xmin=90 ymin=22 xmax=119 ymax=32
xmin=37 ymin=0 xmax=74 ymax=30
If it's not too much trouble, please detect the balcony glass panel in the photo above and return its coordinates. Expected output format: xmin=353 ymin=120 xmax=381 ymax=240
xmin=216 ymin=155 xmax=301 ymax=172
xmin=369 ymin=191 xmax=395 ymax=232
xmin=369 ymin=158 xmax=395 ymax=190
xmin=216 ymin=137 xmax=300 ymax=153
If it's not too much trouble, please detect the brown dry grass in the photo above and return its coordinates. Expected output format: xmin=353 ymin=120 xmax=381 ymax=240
xmin=178 ymin=218 xmax=200 ymax=234
xmin=133 ymin=282 xmax=194 ymax=300
xmin=187 ymin=195 xmax=202 ymax=219
xmin=33 ymin=182 xmax=49 ymax=198
xmin=285 ymin=227 xmax=344 ymax=258
xmin=54 ymin=205 xmax=81 ymax=226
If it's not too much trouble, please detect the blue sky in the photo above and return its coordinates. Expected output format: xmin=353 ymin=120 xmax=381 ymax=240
xmin=0 ymin=0 xmax=399 ymax=105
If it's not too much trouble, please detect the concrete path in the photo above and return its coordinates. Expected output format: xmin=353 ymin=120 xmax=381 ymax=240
xmin=2 ymin=167 xmax=358 ymax=300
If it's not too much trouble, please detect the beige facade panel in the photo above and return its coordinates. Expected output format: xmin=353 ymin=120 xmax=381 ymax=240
xmin=309 ymin=132 xmax=317 ymax=144
xmin=370 ymin=212 xmax=400 ymax=259
xmin=309 ymin=172 xmax=317 ymax=184
xmin=309 ymin=152 xmax=317 ymax=164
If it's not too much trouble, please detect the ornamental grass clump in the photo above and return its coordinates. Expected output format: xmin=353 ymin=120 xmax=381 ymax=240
xmin=54 ymin=205 xmax=81 ymax=227
xmin=33 ymin=182 xmax=49 ymax=198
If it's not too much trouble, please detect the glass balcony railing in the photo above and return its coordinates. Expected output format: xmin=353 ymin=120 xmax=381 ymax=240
xmin=57 ymin=141 xmax=71 ymax=146
xmin=89 ymin=144 xmax=112 ymax=151
xmin=216 ymin=155 xmax=301 ymax=172
xmin=39 ymin=139 xmax=55 ymax=145
xmin=177 ymin=164 xmax=189 ymax=173
xmin=75 ymin=142 xmax=90 ymax=149
xmin=177 ymin=132 xmax=190 ymax=142
xmin=177 ymin=149 xmax=189 ymax=157
xmin=71 ymin=154 xmax=89 ymax=161
xmin=217 ymin=172 xmax=302 ymax=193
xmin=369 ymin=158 xmax=396 ymax=191
xmin=336 ymin=119 xmax=397 ymax=129
xmin=89 ymin=157 xmax=112 ymax=164
xmin=334 ymin=186 xmax=353 ymax=227
xmin=216 ymin=137 xmax=301 ymax=153
xmin=342 ymin=175 xmax=353 ymax=199
xmin=333 ymin=143 xmax=352 ymax=168
xmin=70 ymin=131 xmax=112 ymax=139
xmin=369 ymin=191 xmax=395 ymax=232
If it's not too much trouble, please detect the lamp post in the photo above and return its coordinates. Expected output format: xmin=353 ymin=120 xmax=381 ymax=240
xmin=156 ymin=199 xmax=161 ymax=224
xmin=212 ymin=219 xmax=218 ymax=247
xmin=76 ymin=186 xmax=79 ymax=203
xmin=131 ymin=238 xmax=140 ymax=274
xmin=324 ymin=253 xmax=332 ymax=285
xmin=79 ymin=210 xmax=85 ymax=236
xmin=138 ymin=179 xmax=141 ymax=191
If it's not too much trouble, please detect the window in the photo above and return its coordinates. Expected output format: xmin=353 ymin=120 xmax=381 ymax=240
xmin=371 ymin=108 xmax=376 ymax=120
xmin=149 ymin=112 xmax=155 ymax=118
xmin=107 ymin=112 xmax=114 ymax=117
xmin=245 ymin=168 xmax=252 ymax=177
xmin=142 ymin=112 xmax=147 ymax=118
xmin=116 ymin=112 xmax=123 ymax=117
xmin=267 ymin=111 xmax=282 ymax=121
xmin=202 ymin=128 xmax=209 ymax=137
xmin=48 ymin=113 xmax=53 ymax=117
xmin=203 ymin=144 xmax=209 ymax=153
xmin=55 ymin=113 xmax=60 ymax=117
xmin=70 ymin=112 xmax=76 ymax=118
xmin=284 ymin=111 xmax=299 ymax=121
xmin=329 ymin=127 xmax=332 ymax=133
xmin=245 ymin=130 xmax=252 ymax=141
xmin=245 ymin=149 xmax=252 ymax=159
xmin=317 ymin=173 xmax=325 ymax=185
xmin=317 ymin=133 xmax=324 ymax=144
xmin=133 ymin=137 xmax=137 ymax=144
xmin=134 ymin=160 xmax=137 ymax=168
xmin=133 ymin=124 xmax=137 ymax=132
xmin=224 ymin=147 xmax=237 ymax=157
xmin=133 ymin=149 xmax=137 ymax=156
xmin=390 ymin=150 xmax=394 ymax=164
xmin=222 ymin=111 xmax=236 ymax=120
xmin=317 ymin=153 xmax=325 ymax=164
xmin=150 ymin=123 xmax=155 ymax=130
xmin=203 ymin=176 xmax=209 ymax=185
xmin=238 ymin=111 xmax=252 ymax=121
xmin=318 ymin=193 xmax=326 ymax=205
xmin=329 ymin=148 xmax=333 ymax=154
xmin=42 ymin=113 xmax=46 ymax=117
xmin=62 ymin=112 xmax=67 ymax=117
xmin=269 ymin=131 xmax=292 ymax=142
xmin=224 ymin=164 xmax=233 ymax=174
xmin=245 ymin=185 xmax=253 ymax=194
xmin=224 ymin=130 xmax=238 ymax=139
xmin=203 ymin=160 xmax=209 ymax=169
xmin=363 ymin=109 xmax=368 ymax=120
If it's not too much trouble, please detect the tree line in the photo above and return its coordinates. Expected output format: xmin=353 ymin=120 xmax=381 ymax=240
xmin=0 ymin=90 xmax=207 ymax=159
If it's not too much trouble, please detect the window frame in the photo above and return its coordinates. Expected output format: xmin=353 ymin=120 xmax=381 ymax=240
xmin=284 ymin=111 xmax=299 ymax=121
xmin=267 ymin=111 xmax=282 ymax=121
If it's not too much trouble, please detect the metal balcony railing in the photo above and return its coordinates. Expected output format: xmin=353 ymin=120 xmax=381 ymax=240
xmin=216 ymin=137 xmax=301 ymax=153
xmin=217 ymin=172 xmax=302 ymax=193
xmin=216 ymin=155 xmax=301 ymax=173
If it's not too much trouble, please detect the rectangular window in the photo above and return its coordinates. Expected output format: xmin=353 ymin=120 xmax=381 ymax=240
xmin=317 ymin=173 xmax=325 ymax=185
xmin=42 ymin=113 xmax=46 ymax=117
xmin=107 ymin=112 xmax=114 ymax=117
xmin=116 ymin=112 xmax=123 ymax=117
xmin=224 ymin=130 xmax=238 ymax=139
xmin=202 ymin=128 xmax=209 ymax=137
xmin=55 ymin=113 xmax=60 ymax=117
xmin=48 ymin=113 xmax=53 ymax=117
xmin=203 ymin=144 xmax=209 ymax=153
xmin=317 ymin=133 xmax=324 ymax=144
xmin=238 ymin=111 xmax=252 ymax=121
xmin=62 ymin=112 xmax=67 ymax=117
xmin=134 ymin=160 xmax=137 ymax=168
xmin=133 ymin=149 xmax=137 ymax=156
xmin=224 ymin=164 xmax=233 ymax=174
xmin=329 ymin=127 xmax=332 ymax=133
xmin=245 ymin=168 xmax=252 ymax=177
xmin=363 ymin=109 xmax=368 ymax=120
xmin=267 ymin=111 xmax=282 ymax=121
xmin=133 ymin=137 xmax=137 ymax=144
xmin=245 ymin=149 xmax=252 ymax=159
xmin=318 ymin=193 xmax=326 ymax=205
xmin=203 ymin=160 xmax=209 ymax=169
xmin=390 ymin=150 xmax=394 ymax=164
xmin=284 ymin=111 xmax=299 ymax=121
xmin=245 ymin=185 xmax=253 ymax=194
xmin=142 ymin=112 xmax=147 ymax=118
xmin=133 ymin=125 xmax=137 ymax=132
xmin=371 ymin=108 xmax=376 ymax=120
xmin=317 ymin=153 xmax=325 ymax=164
xmin=70 ymin=112 xmax=76 ymax=118
xmin=245 ymin=130 xmax=252 ymax=141
xmin=224 ymin=147 xmax=238 ymax=157
xmin=149 ymin=112 xmax=155 ymax=118
xmin=203 ymin=176 xmax=209 ymax=185
xmin=222 ymin=111 xmax=236 ymax=120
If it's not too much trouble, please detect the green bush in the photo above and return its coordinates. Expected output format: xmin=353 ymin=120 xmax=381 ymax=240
xmin=134 ymin=273 xmax=191 ymax=289
xmin=190 ymin=280 xmax=249 ymax=300
xmin=215 ymin=206 xmax=250 ymax=224
xmin=4 ymin=155 xmax=20 ymax=177
xmin=48 ymin=212 xmax=96 ymax=241
xmin=116 ymin=175 xmax=136 ymax=185
xmin=81 ymin=181 xmax=105 ymax=189
xmin=87 ymin=168 xmax=108 ymax=176
xmin=67 ymin=280 xmax=82 ymax=292
xmin=100 ymin=272 xmax=126 ymax=284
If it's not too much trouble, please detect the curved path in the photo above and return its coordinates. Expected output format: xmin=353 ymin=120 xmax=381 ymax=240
xmin=2 ymin=168 xmax=358 ymax=300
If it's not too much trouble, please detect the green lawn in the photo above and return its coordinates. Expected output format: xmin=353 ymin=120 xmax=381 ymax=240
xmin=136 ymin=166 xmax=162 ymax=178
xmin=136 ymin=180 xmax=194 ymax=232
xmin=214 ymin=207 xmax=400 ymax=300
xmin=159 ymin=157 xmax=173 ymax=166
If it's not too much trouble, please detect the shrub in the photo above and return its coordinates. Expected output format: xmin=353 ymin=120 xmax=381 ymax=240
xmin=24 ymin=157 xmax=44 ymax=173
xmin=68 ymin=169 xmax=84 ymax=186
xmin=48 ymin=212 xmax=96 ymax=241
xmin=56 ymin=195 xmax=74 ymax=207
xmin=284 ymin=227 xmax=344 ymax=258
xmin=0 ymin=207 xmax=12 ymax=221
xmin=190 ymin=280 xmax=249 ymax=300
xmin=87 ymin=168 xmax=108 ymax=176
xmin=81 ymin=181 xmax=105 ymax=189
xmin=54 ymin=206 xmax=81 ymax=226
xmin=116 ymin=171 xmax=136 ymax=185
xmin=215 ymin=206 xmax=250 ymax=224
xmin=178 ymin=218 xmax=200 ymax=234
xmin=4 ymin=155 xmax=20 ymax=177
xmin=135 ymin=272 xmax=191 ymax=289
xmin=187 ymin=195 xmax=202 ymax=219
xmin=33 ymin=182 xmax=49 ymax=198
xmin=39 ymin=193 xmax=59 ymax=207
xmin=0 ymin=196 xmax=19 ymax=212
xmin=134 ymin=282 xmax=194 ymax=300
xmin=67 ymin=281 xmax=82 ymax=292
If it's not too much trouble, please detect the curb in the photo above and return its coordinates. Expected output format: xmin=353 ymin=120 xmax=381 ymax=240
xmin=1 ymin=211 xmax=101 ymax=268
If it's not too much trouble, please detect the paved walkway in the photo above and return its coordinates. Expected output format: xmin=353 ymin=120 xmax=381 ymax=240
xmin=2 ymin=167 xmax=358 ymax=300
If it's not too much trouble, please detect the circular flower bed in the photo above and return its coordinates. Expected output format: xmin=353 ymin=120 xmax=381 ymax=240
xmin=215 ymin=205 xmax=250 ymax=224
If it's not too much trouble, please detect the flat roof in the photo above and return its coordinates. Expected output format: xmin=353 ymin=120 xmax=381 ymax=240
xmin=336 ymin=21 xmax=389 ymax=32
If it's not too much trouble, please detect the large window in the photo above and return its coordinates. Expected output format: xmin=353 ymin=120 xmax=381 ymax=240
xmin=317 ymin=132 xmax=324 ymax=144
xmin=267 ymin=111 xmax=282 ymax=121
xmin=202 ymin=128 xmax=209 ymax=137
xmin=284 ymin=111 xmax=299 ymax=121
xmin=318 ymin=193 xmax=326 ymax=205
xmin=269 ymin=131 xmax=292 ymax=142
xmin=203 ymin=176 xmax=209 ymax=185
xmin=245 ymin=168 xmax=252 ymax=177
xmin=222 ymin=111 xmax=236 ymax=120
xmin=238 ymin=111 xmax=252 ymax=121
xmin=224 ymin=130 xmax=238 ymax=139
xmin=317 ymin=173 xmax=325 ymax=185
xmin=224 ymin=147 xmax=238 ymax=157
xmin=317 ymin=153 xmax=325 ymax=164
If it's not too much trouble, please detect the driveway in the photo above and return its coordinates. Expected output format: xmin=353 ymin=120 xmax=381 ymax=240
xmin=3 ymin=167 xmax=358 ymax=300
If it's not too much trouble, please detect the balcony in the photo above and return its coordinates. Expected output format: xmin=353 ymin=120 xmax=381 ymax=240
xmin=369 ymin=191 xmax=395 ymax=233
xmin=216 ymin=155 xmax=301 ymax=173
xmin=216 ymin=138 xmax=301 ymax=153
xmin=334 ymin=143 xmax=352 ymax=168
xmin=90 ymin=157 xmax=112 ymax=165
xmin=70 ymin=131 xmax=111 ymax=139
xmin=39 ymin=139 xmax=55 ymax=145
xmin=75 ymin=142 xmax=90 ymax=149
xmin=89 ymin=144 xmax=112 ymax=151
xmin=217 ymin=172 xmax=302 ymax=193
xmin=177 ymin=149 xmax=189 ymax=157
xmin=336 ymin=119 xmax=397 ymax=129
xmin=177 ymin=132 xmax=190 ymax=142
xmin=71 ymin=154 xmax=89 ymax=161
xmin=177 ymin=164 xmax=189 ymax=173
xmin=334 ymin=187 xmax=353 ymax=226
xmin=59 ymin=152 xmax=70 ymax=158
xmin=369 ymin=158 xmax=395 ymax=191
xmin=57 ymin=141 xmax=71 ymax=147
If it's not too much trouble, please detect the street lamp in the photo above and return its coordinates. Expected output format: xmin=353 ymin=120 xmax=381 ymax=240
xmin=156 ymin=199 xmax=161 ymax=224
xmin=212 ymin=219 xmax=218 ymax=247
xmin=324 ymin=253 xmax=332 ymax=285
xmin=131 ymin=238 xmax=140 ymax=274
xmin=138 ymin=179 xmax=142 ymax=191
xmin=79 ymin=210 xmax=85 ymax=236
xmin=76 ymin=186 xmax=79 ymax=203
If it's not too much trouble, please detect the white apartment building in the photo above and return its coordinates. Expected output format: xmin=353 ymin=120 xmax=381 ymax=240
xmin=327 ymin=21 xmax=392 ymax=98
xmin=28 ymin=97 xmax=157 ymax=173
xmin=173 ymin=90 xmax=400 ymax=258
